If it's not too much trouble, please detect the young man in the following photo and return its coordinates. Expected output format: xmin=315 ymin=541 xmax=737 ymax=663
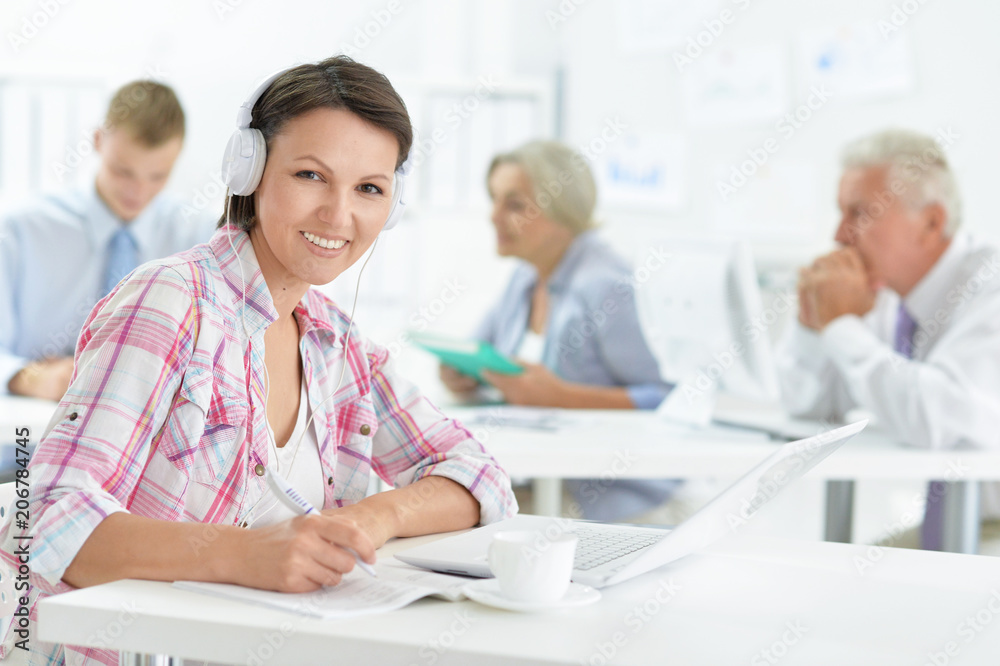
xmin=776 ymin=128 xmax=1000 ymax=551
xmin=0 ymin=80 xmax=213 ymax=400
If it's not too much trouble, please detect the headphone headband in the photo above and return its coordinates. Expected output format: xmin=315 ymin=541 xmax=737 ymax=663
xmin=221 ymin=63 xmax=409 ymax=230
xmin=234 ymin=68 xmax=290 ymax=129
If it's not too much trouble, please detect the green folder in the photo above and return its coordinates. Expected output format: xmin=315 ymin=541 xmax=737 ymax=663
xmin=409 ymin=331 xmax=523 ymax=381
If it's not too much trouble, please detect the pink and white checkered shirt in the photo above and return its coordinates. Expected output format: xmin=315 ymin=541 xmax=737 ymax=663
xmin=0 ymin=226 xmax=516 ymax=665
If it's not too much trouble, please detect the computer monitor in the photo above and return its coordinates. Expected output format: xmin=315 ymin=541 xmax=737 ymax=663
xmin=633 ymin=236 xmax=781 ymax=426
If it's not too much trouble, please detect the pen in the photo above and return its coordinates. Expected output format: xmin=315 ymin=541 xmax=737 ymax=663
xmin=265 ymin=467 xmax=378 ymax=578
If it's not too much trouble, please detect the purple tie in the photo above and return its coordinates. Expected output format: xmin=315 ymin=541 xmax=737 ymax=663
xmin=894 ymin=303 xmax=947 ymax=549
xmin=893 ymin=302 xmax=917 ymax=360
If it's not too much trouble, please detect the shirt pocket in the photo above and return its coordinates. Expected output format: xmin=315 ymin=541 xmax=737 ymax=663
xmin=338 ymin=395 xmax=379 ymax=445
xmin=330 ymin=396 xmax=379 ymax=501
xmin=161 ymin=373 xmax=248 ymax=487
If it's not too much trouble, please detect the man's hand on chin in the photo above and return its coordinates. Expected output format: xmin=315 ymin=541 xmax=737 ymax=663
xmin=797 ymin=247 xmax=878 ymax=331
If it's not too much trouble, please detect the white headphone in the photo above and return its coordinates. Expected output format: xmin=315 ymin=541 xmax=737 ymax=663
xmin=220 ymin=65 xmax=409 ymax=230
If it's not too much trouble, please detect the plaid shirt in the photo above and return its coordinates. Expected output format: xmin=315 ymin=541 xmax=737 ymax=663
xmin=0 ymin=226 xmax=516 ymax=665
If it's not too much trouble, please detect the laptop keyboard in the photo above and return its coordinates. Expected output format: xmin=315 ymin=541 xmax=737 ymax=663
xmin=570 ymin=525 xmax=663 ymax=571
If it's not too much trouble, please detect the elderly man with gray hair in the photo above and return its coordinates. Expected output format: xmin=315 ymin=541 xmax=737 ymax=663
xmin=776 ymin=128 xmax=1000 ymax=553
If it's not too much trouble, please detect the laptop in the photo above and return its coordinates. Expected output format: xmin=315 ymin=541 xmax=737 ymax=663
xmin=396 ymin=420 xmax=867 ymax=588
xmin=712 ymin=411 xmax=835 ymax=442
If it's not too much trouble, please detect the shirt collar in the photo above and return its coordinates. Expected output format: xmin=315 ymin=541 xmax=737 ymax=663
xmin=294 ymin=291 xmax=345 ymax=347
xmin=210 ymin=225 xmax=279 ymax=336
xmin=903 ymin=232 xmax=972 ymax=326
xmin=84 ymin=180 xmax=165 ymax=255
xmin=83 ymin=182 xmax=120 ymax=249
xmin=522 ymin=230 xmax=595 ymax=293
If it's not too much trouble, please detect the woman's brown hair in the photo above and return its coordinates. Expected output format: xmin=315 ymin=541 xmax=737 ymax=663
xmin=219 ymin=55 xmax=413 ymax=230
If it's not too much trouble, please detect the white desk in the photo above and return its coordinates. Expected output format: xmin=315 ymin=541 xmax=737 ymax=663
xmin=6 ymin=397 xmax=1000 ymax=553
xmin=12 ymin=397 xmax=995 ymax=483
xmin=447 ymin=406 xmax=1000 ymax=554
xmin=38 ymin=530 xmax=1000 ymax=665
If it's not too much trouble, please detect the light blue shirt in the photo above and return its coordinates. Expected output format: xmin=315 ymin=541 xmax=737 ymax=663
xmin=474 ymin=230 xmax=680 ymax=521
xmin=0 ymin=184 xmax=215 ymax=391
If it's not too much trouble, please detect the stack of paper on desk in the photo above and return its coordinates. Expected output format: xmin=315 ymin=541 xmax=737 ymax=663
xmin=172 ymin=560 xmax=470 ymax=620
xmin=454 ymin=405 xmax=587 ymax=432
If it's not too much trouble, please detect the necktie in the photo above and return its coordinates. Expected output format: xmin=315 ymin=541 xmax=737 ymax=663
xmin=894 ymin=303 xmax=946 ymax=550
xmin=103 ymin=228 xmax=138 ymax=296
xmin=892 ymin=302 xmax=917 ymax=361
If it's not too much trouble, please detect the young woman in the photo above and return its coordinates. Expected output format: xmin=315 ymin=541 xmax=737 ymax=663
xmin=0 ymin=57 xmax=516 ymax=666
xmin=439 ymin=140 xmax=675 ymax=522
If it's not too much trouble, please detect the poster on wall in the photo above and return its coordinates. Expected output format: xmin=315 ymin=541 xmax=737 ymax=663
xmin=711 ymin=158 xmax=820 ymax=242
xmin=617 ymin=0 xmax=723 ymax=53
xmin=596 ymin=132 xmax=686 ymax=211
xmin=796 ymin=23 xmax=914 ymax=99
xmin=681 ymin=44 xmax=789 ymax=128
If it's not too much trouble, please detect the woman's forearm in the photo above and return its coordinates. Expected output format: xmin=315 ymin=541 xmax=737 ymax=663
xmin=558 ymin=383 xmax=635 ymax=409
xmin=350 ymin=476 xmax=482 ymax=541
xmin=63 ymin=510 xmax=375 ymax=594
xmin=62 ymin=512 xmax=243 ymax=588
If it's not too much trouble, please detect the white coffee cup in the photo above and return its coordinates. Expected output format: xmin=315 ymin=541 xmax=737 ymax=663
xmin=487 ymin=530 xmax=578 ymax=603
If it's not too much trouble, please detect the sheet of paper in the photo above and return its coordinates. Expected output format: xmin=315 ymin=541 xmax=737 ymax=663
xmin=596 ymin=133 xmax=686 ymax=211
xmin=172 ymin=558 xmax=481 ymax=619
xmin=710 ymin=159 xmax=820 ymax=242
xmin=617 ymin=0 xmax=722 ymax=53
xmin=454 ymin=405 xmax=590 ymax=432
xmin=173 ymin=567 xmax=442 ymax=620
xmin=377 ymin=560 xmax=474 ymax=602
xmin=681 ymin=44 xmax=789 ymax=128
xmin=796 ymin=23 xmax=913 ymax=99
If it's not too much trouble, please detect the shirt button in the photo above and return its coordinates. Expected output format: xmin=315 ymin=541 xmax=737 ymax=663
xmin=68 ymin=412 xmax=78 ymax=421
xmin=327 ymin=476 xmax=334 ymax=486
xmin=360 ymin=424 xmax=371 ymax=436
xmin=254 ymin=464 xmax=265 ymax=476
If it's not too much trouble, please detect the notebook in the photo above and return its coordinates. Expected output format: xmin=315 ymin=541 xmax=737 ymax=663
xmin=173 ymin=560 xmax=473 ymax=619
xmin=408 ymin=331 xmax=523 ymax=380
xmin=396 ymin=420 xmax=867 ymax=588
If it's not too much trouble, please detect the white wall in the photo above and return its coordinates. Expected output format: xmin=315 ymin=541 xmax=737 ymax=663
xmin=3 ymin=0 xmax=998 ymax=360
xmin=551 ymin=0 xmax=1000 ymax=270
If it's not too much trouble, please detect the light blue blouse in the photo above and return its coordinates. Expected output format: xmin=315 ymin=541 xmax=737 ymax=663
xmin=474 ymin=231 xmax=681 ymax=521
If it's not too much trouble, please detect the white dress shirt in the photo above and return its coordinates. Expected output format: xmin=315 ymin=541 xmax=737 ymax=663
xmin=0 ymin=183 xmax=214 ymax=391
xmin=776 ymin=232 xmax=1000 ymax=517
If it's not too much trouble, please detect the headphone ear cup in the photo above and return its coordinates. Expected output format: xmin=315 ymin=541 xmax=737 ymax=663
xmin=382 ymin=168 xmax=406 ymax=230
xmin=221 ymin=128 xmax=267 ymax=196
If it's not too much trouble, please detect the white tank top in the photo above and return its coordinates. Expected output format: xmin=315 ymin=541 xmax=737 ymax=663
xmin=244 ymin=376 xmax=325 ymax=529
xmin=517 ymin=330 xmax=546 ymax=365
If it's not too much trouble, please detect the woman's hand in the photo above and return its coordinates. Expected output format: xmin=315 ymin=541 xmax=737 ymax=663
xmin=234 ymin=514 xmax=376 ymax=593
xmin=439 ymin=363 xmax=480 ymax=394
xmin=321 ymin=502 xmax=395 ymax=550
xmin=319 ymin=477 xmax=480 ymax=548
xmin=481 ymin=362 xmax=568 ymax=407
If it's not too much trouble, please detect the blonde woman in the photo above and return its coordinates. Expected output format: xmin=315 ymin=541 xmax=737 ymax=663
xmin=440 ymin=140 xmax=676 ymax=521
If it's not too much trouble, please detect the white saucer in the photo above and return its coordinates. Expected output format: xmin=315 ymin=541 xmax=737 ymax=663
xmin=462 ymin=579 xmax=601 ymax=612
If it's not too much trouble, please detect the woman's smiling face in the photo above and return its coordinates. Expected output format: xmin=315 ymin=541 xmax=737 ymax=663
xmin=250 ymin=107 xmax=399 ymax=294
